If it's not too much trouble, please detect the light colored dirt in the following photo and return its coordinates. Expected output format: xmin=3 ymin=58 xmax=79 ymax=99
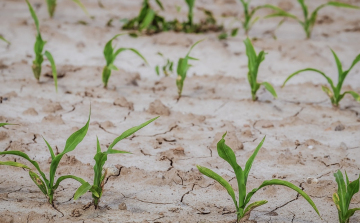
xmin=1 ymin=0 xmax=360 ymax=222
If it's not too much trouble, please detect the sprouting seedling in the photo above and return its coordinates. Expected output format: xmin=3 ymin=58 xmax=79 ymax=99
xmin=102 ymin=34 xmax=148 ymax=88
xmin=282 ymin=49 xmax=360 ymax=107
xmin=176 ymin=39 xmax=204 ymax=99
xmin=122 ymin=0 xmax=166 ymax=33
xmin=197 ymin=133 xmax=321 ymax=222
xmin=238 ymin=0 xmax=281 ymax=34
xmin=26 ymin=0 xmax=58 ymax=92
xmin=0 ymin=35 xmax=10 ymax=45
xmin=155 ymin=52 xmax=174 ymax=76
xmin=265 ymin=0 xmax=360 ymax=39
xmin=185 ymin=0 xmax=195 ymax=26
xmin=0 ymin=109 xmax=91 ymax=206
xmin=46 ymin=0 xmax=89 ymax=18
xmin=74 ymin=117 xmax=159 ymax=208
xmin=244 ymin=38 xmax=277 ymax=101
xmin=333 ymin=170 xmax=360 ymax=223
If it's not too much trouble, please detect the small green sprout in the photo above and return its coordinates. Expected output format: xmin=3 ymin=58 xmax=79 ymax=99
xmin=333 ymin=170 xmax=360 ymax=223
xmin=265 ymin=0 xmax=360 ymax=39
xmin=102 ymin=34 xmax=148 ymax=88
xmin=176 ymin=39 xmax=203 ymax=99
xmin=244 ymin=38 xmax=277 ymax=101
xmin=282 ymin=49 xmax=360 ymax=107
xmin=238 ymin=0 xmax=280 ymax=34
xmin=0 ymin=109 xmax=91 ymax=206
xmin=74 ymin=117 xmax=159 ymax=208
xmin=155 ymin=52 xmax=174 ymax=76
xmin=197 ymin=133 xmax=320 ymax=222
xmin=0 ymin=35 xmax=10 ymax=45
xmin=26 ymin=0 xmax=58 ymax=92
xmin=46 ymin=0 xmax=89 ymax=18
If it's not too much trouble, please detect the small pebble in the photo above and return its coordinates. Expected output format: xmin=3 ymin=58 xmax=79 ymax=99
xmin=308 ymin=145 xmax=314 ymax=150
xmin=307 ymin=177 xmax=319 ymax=184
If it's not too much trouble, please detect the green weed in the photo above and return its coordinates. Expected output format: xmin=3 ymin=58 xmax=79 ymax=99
xmin=282 ymin=49 xmax=360 ymax=107
xmin=333 ymin=170 xmax=360 ymax=223
xmin=155 ymin=52 xmax=174 ymax=76
xmin=102 ymin=34 xmax=147 ymax=88
xmin=244 ymin=38 xmax=277 ymax=101
xmin=0 ymin=110 xmax=91 ymax=205
xmin=265 ymin=0 xmax=360 ymax=39
xmin=74 ymin=117 xmax=159 ymax=208
xmin=176 ymin=39 xmax=203 ymax=99
xmin=197 ymin=133 xmax=320 ymax=222
xmin=26 ymin=0 xmax=58 ymax=92
xmin=0 ymin=123 xmax=16 ymax=127
xmin=46 ymin=0 xmax=89 ymax=18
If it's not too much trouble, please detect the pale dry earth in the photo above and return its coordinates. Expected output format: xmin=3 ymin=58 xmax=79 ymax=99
xmin=0 ymin=0 xmax=360 ymax=222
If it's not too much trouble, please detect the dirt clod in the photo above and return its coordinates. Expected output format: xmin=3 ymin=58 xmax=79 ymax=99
xmin=114 ymin=97 xmax=134 ymax=111
xmin=118 ymin=202 xmax=127 ymax=210
xmin=147 ymin=99 xmax=170 ymax=116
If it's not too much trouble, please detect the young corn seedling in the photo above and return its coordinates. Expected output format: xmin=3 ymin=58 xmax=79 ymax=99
xmin=26 ymin=0 xmax=58 ymax=92
xmin=265 ymin=0 xmax=360 ymax=39
xmin=155 ymin=52 xmax=174 ymax=76
xmin=122 ymin=0 xmax=167 ymax=34
xmin=176 ymin=39 xmax=203 ymax=99
xmin=197 ymin=133 xmax=320 ymax=222
xmin=102 ymin=34 xmax=147 ymax=88
xmin=282 ymin=49 xmax=360 ymax=107
xmin=333 ymin=170 xmax=360 ymax=223
xmin=74 ymin=117 xmax=159 ymax=208
xmin=0 ymin=110 xmax=91 ymax=206
xmin=185 ymin=0 xmax=195 ymax=27
xmin=0 ymin=123 xmax=17 ymax=127
xmin=238 ymin=0 xmax=281 ymax=34
xmin=244 ymin=38 xmax=277 ymax=101
xmin=46 ymin=0 xmax=89 ymax=18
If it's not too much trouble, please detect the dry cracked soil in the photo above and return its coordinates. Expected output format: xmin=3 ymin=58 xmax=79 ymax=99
xmin=1 ymin=0 xmax=360 ymax=222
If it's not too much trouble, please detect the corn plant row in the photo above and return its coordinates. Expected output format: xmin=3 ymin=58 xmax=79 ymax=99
xmin=1 ymin=116 xmax=359 ymax=222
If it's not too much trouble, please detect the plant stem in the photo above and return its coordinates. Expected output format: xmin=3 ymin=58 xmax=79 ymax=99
xmin=48 ymin=189 xmax=54 ymax=205
xmin=93 ymin=197 xmax=99 ymax=209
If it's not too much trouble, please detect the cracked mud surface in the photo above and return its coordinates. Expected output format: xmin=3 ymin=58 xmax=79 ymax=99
xmin=1 ymin=0 xmax=360 ymax=222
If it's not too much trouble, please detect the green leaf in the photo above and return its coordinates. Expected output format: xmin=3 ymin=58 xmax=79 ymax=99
xmin=342 ymin=91 xmax=360 ymax=102
xmin=49 ymin=109 xmax=91 ymax=187
xmin=155 ymin=65 xmax=160 ymax=75
xmin=44 ymin=51 xmax=58 ymax=93
xmin=243 ymin=200 xmax=268 ymax=217
xmin=244 ymin=137 xmax=265 ymax=185
xmin=345 ymin=208 xmax=360 ymax=219
xmin=345 ymin=174 xmax=360 ymax=209
xmin=282 ymin=68 xmax=336 ymax=92
xmin=42 ymin=136 xmax=55 ymax=160
xmin=330 ymin=49 xmax=343 ymax=80
xmin=0 ymin=123 xmax=17 ymax=127
xmin=107 ymin=64 xmax=118 ymax=71
xmin=197 ymin=165 xmax=238 ymax=210
xmin=0 ymin=151 xmax=48 ymax=186
xmin=217 ymin=133 xmax=245 ymax=207
xmin=127 ymin=48 xmax=148 ymax=65
xmin=0 ymin=161 xmax=31 ymax=169
xmin=327 ymin=1 xmax=360 ymax=9
xmin=29 ymin=171 xmax=48 ymax=195
xmin=74 ymin=182 xmax=92 ymax=200
xmin=231 ymin=28 xmax=239 ymax=37
xmin=346 ymin=53 xmax=360 ymax=74
xmin=321 ymin=85 xmax=334 ymax=99
xmin=261 ymin=82 xmax=277 ymax=98
xmin=245 ymin=179 xmax=320 ymax=217
xmin=26 ymin=0 xmax=40 ymax=34
xmin=0 ymin=36 xmax=10 ymax=44
xmin=53 ymin=175 xmax=87 ymax=190
xmin=334 ymin=170 xmax=347 ymax=215
xmin=107 ymin=116 xmax=159 ymax=151
xmin=186 ymin=39 xmax=204 ymax=57
xmin=139 ymin=9 xmax=155 ymax=31
xmin=71 ymin=0 xmax=90 ymax=17
xmin=155 ymin=0 xmax=164 ymax=10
